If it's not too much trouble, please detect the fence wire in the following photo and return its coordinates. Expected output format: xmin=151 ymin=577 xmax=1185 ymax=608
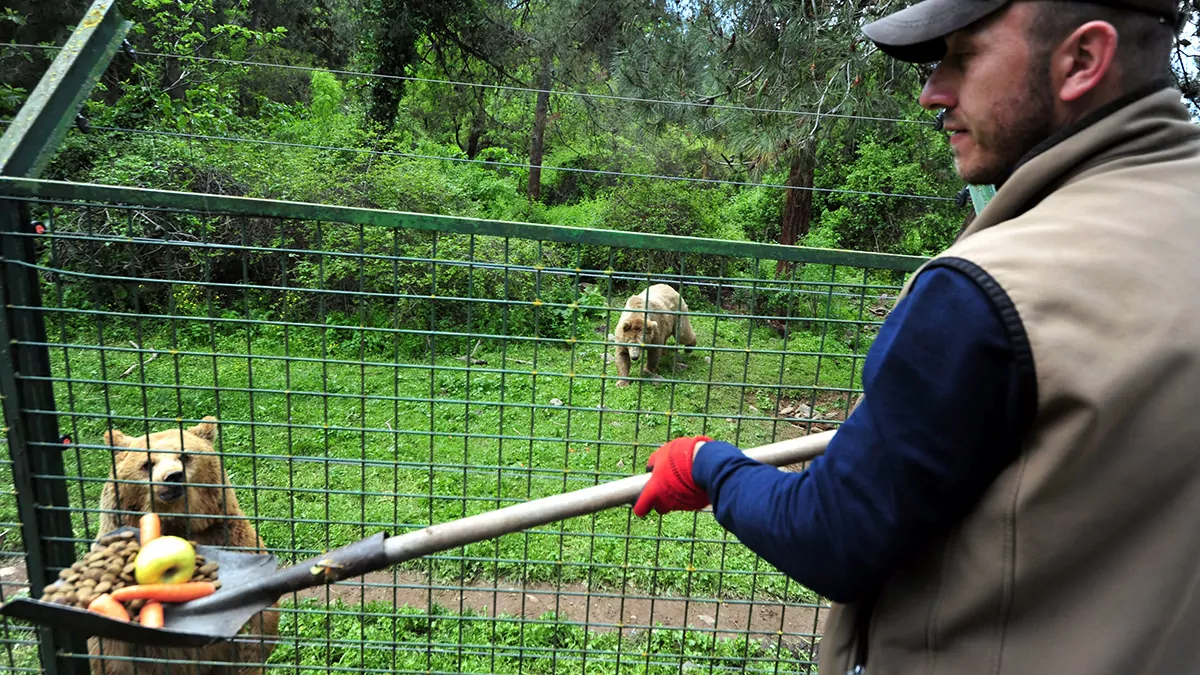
xmin=1 ymin=42 xmax=934 ymax=126
xmin=0 ymin=442 xmax=38 ymax=674
xmin=0 ymin=182 xmax=924 ymax=674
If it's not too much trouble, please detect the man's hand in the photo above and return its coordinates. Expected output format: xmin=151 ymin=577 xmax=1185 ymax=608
xmin=632 ymin=435 xmax=712 ymax=517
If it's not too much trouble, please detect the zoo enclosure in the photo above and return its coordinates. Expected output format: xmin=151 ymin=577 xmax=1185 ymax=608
xmin=0 ymin=170 xmax=925 ymax=675
xmin=0 ymin=2 xmax=981 ymax=674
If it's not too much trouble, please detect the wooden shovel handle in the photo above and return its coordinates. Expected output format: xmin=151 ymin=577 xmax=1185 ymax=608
xmin=381 ymin=430 xmax=834 ymax=566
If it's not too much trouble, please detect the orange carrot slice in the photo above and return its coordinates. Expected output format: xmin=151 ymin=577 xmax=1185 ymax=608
xmin=138 ymin=600 xmax=164 ymax=628
xmin=87 ymin=594 xmax=131 ymax=622
xmin=111 ymin=582 xmax=215 ymax=604
xmin=139 ymin=512 xmax=161 ymax=544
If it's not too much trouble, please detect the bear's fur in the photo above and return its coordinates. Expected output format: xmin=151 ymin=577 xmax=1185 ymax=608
xmin=612 ymin=283 xmax=698 ymax=387
xmin=88 ymin=416 xmax=278 ymax=675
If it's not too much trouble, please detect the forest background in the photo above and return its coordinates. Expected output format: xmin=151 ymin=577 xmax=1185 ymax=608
xmin=6 ymin=0 xmax=1196 ymax=265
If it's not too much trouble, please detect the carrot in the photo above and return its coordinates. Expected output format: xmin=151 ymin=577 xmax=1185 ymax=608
xmin=87 ymin=594 xmax=131 ymax=622
xmin=111 ymin=581 xmax=216 ymax=604
xmin=139 ymin=512 xmax=161 ymax=544
xmin=138 ymin=600 xmax=164 ymax=628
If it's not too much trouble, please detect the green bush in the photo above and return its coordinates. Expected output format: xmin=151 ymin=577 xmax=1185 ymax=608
xmin=716 ymin=184 xmax=782 ymax=244
xmin=573 ymin=179 xmax=746 ymax=292
xmin=812 ymin=128 xmax=963 ymax=257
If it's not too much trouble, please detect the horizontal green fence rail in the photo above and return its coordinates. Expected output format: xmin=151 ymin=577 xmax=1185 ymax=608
xmin=0 ymin=177 xmax=929 ymax=272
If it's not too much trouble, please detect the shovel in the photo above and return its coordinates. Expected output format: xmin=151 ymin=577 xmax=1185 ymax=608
xmin=1 ymin=430 xmax=832 ymax=647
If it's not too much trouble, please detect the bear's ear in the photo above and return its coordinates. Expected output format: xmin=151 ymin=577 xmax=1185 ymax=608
xmin=189 ymin=416 xmax=218 ymax=441
xmin=647 ymin=320 xmax=658 ymax=333
xmin=103 ymin=428 xmax=129 ymax=447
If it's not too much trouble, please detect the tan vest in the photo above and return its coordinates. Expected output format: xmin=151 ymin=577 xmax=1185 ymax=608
xmin=819 ymin=86 xmax=1200 ymax=674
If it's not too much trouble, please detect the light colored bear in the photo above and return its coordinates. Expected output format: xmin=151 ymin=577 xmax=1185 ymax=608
xmin=612 ymin=283 xmax=698 ymax=387
xmin=89 ymin=416 xmax=278 ymax=675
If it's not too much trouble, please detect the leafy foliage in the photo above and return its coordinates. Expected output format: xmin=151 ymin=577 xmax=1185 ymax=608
xmin=15 ymin=0 xmax=981 ymax=340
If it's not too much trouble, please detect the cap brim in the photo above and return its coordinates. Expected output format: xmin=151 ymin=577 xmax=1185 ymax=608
xmin=861 ymin=0 xmax=1011 ymax=63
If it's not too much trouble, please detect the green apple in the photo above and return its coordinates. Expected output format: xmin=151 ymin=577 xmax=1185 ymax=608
xmin=134 ymin=535 xmax=196 ymax=585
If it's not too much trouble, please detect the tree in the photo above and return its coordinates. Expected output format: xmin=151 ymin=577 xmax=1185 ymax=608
xmin=0 ymin=0 xmax=91 ymax=115
xmin=615 ymin=0 xmax=931 ymax=272
xmin=1172 ymin=0 xmax=1199 ymax=115
xmin=484 ymin=0 xmax=676 ymax=201
xmin=360 ymin=0 xmax=497 ymax=132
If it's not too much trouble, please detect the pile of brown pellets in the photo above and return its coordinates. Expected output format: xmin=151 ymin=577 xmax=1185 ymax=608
xmin=41 ymin=530 xmax=220 ymax=616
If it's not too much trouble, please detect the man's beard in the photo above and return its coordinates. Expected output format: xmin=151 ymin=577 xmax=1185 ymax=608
xmin=957 ymin=57 xmax=1059 ymax=186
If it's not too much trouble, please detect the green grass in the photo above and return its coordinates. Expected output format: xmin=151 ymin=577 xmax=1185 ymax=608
xmin=262 ymin=598 xmax=817 ymax=674
xmin=0 ymin=639 xmax=38 ymax=674
xmin=0 ymin=274 xmax=871 ymax=673
xmin=0 ymin=595 xmax=819 ymax=675
xmin=25 ymin=302 xmax=865 ymax=606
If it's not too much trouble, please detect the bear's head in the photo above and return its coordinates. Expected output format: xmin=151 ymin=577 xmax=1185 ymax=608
xmin=615 ymin=315 xmax=658 ymax=361
xmin=103 ymin=416 xmax=240 ymax=530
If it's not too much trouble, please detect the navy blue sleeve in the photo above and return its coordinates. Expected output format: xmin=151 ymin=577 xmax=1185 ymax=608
xmin=691 ymin=261 xmax=1035 ymax=604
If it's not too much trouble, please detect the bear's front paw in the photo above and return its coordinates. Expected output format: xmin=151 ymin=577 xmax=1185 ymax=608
xmin=616 ymin=379 xmax=630 ymax=387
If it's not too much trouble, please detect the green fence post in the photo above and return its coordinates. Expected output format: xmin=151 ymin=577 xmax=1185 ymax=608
xmin=0 ymin=3 xmax=131 ymax=176
xmin=967 ymin=184 xmax=996 ymax=214
xmin=937 ymin=109 xmax=996 ymax=217
xmin=0 ymin=1 xmax=131 ymax=673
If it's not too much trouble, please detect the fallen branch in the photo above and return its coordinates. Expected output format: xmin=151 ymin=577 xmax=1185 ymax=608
xmin=456 ymin=339 xmax=487 ymax=365
xmin=120 ymin=341 xmax=159 ymax=378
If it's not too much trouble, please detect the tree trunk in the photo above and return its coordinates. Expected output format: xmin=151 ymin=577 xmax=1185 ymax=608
xmin=366 ymin=0 xmax=422 ymax=133
xmin=527 ymin=53 xmax=553 ymax=202
xmin=776 ymin=152 xmax=815 ymax=275
xmin=163 ymin=58 xmax=188 ymax=101
xmin=466 ymin=88 xmax=487 ymax=160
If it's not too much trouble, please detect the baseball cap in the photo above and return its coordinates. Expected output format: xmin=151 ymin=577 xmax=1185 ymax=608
xmin=862 ymin=0 xmax=1181 ymax=62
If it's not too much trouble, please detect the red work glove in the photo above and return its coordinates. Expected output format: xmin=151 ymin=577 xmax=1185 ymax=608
xmin=632 ymin=435 xmax=712 ymax=518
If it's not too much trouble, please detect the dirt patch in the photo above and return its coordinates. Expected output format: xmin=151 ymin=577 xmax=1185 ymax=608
xmin=1 ymin=557 xmax=827 ymax=650
xmin=294 ymin=569 xmax=827 ymax=643
xmin=0 ymin=557 xmax=28 ymax=601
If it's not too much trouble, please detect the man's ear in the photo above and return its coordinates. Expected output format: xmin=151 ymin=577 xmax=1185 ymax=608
xmin=1052 ymin=20 xmax=1120 ymax=103
xmin=189 ymin=416 xmax=218 ymax=441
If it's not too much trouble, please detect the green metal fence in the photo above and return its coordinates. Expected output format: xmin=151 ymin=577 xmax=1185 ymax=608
xmin=0 ymin=175 xmax=926 ymax=675
xmin=0 ymin=460 xmax=34 ymax=675
xmin=0 ymin=2 xmax=946 ymax=674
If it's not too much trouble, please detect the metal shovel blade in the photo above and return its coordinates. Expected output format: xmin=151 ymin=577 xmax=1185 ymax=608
xmin=0 ymin=526 xmax=277 ymax=647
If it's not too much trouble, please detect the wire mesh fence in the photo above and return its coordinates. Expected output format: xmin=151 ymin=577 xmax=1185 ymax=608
xmin=0 ymin=449 xmax=38 ymax=674
xmin=0 ymin=178 xmax=927 ymax=674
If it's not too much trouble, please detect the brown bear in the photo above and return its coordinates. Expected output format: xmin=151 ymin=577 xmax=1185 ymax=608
xmin=613 ymin=283 xmax=698 ymax=387
xmin=88 ymin=416 xmax=279 ymax=675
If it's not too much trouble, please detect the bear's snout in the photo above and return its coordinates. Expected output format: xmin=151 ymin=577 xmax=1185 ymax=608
xmin=158 ymin=470 xmax=185 ymax=502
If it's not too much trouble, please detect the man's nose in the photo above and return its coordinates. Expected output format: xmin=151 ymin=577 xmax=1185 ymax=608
xmin=919 ymin=67 xmax=956 ymax=112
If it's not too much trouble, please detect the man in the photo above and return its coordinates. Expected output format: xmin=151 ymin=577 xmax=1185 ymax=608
xmin=632 ymin=1 xmax=1200 ymax=673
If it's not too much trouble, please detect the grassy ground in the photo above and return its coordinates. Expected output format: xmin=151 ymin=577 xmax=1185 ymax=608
xmin=0 ymin=282 xmax=871 ymax=674
xmin=14 ymin=299 xmax=867 ymax=603
xmin=0 ymin=595 xmax=819 ymax=674
xmin=263 ymin=597 xmax=816 ymax=674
